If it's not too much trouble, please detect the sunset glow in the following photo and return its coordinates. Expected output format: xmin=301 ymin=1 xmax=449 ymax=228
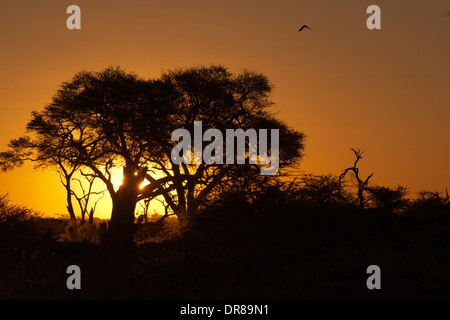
xmin=0 ymin=0 xmax=449 ymax=220
xmin=1 ymin=0 xmax=450 ymax=302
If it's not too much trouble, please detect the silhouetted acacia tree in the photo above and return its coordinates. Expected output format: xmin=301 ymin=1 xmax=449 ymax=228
xmin=0 ymin=65 xmax=304 ymax=244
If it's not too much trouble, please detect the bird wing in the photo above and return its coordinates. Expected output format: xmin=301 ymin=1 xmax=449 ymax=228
xmin=298 ymin=25 xmax=312 ymax=31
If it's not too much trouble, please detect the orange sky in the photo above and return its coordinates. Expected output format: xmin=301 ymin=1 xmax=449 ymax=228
xmin=1 ymin=0 xmax=449 ymax=219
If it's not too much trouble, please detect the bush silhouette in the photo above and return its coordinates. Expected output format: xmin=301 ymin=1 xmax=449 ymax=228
xmin=0 ymin=194 xmax=42 ymax=247
xmin=367 ymin=185 xmax=409 ymax=215
xmin=408 ymin=190 xmax=450 ymax=217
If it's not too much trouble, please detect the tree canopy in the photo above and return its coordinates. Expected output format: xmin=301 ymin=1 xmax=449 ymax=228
xmin=0 ymin=65 xmax=305 ymax=243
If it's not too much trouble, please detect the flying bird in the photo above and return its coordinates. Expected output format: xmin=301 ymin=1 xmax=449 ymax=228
xmin=298 ymin=25 xmax=312 ymax=32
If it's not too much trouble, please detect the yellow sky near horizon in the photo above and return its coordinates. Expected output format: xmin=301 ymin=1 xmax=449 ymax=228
xmin=0 ymin=0 xmax=449 ymax=219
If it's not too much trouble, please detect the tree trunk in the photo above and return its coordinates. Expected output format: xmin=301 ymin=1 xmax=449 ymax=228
xmin=88 ymin=208 xmax=94 ymax=224
xmin=108 ymin=166 xmax=146 ymax=245
xmin=81 ymin=209 xmax=86 ymax=225
xmin=65 ymin=179 xmax=76 ymax=221
xmin=109 ymin=194 xmax=136 ymax=244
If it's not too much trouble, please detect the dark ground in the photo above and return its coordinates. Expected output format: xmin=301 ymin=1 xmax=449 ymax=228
xmin=1 ymin=199 xmax=450 ymax=300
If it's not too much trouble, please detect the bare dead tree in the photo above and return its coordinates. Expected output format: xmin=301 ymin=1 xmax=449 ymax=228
xmin=339 ymin=148 xmax=374 ymax=209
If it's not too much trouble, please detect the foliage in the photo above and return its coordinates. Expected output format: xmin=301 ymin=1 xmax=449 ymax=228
xmin=0 ymin=194 xmax=41 ymax=245
xmin=134 ymin=214 xmax=181 ymax=244
xmin=57 ymin=220 xmax=107 ymax=244
xmin=408 ymin=190 xmax=450 ymax=217
xmin=367 ymin=185 xmax=409 ymax=214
